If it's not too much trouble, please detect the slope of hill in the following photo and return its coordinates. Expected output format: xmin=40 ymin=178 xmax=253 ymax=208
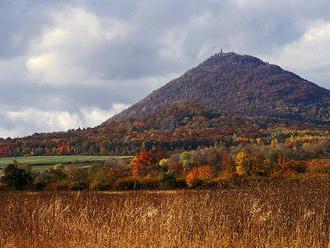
xmin=106 ymin=52 xmax=329 ymax=125
xmin=0 ymin=52 xmax=329 ymax=157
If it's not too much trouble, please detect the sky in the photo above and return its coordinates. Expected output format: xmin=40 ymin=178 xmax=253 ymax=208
xmin=1 ymin=0 xmax=330 ymax=138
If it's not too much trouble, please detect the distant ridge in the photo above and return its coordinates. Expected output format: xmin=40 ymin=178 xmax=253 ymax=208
xmin=105 ymin=52 xmax=329 ymax=125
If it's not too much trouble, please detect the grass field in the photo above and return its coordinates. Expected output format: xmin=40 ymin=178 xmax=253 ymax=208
xmin=0 ymin=180 xmax=328 ymax=248
xmin=0 ymin=155 xmax=131 ymax=170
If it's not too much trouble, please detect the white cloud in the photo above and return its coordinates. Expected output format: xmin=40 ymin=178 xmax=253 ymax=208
xmin=0 ymin=128 xmax=19 ymax=139
xmin=7 ymin=108 xmax=80 ymax=131
xmin=267 ymin=21 xmax=330 ymax=87
xmin=25 ymin=7 xmax=130 ymax=86
xmin=80 ymin=103 xmax=130 ymax=127
xmin=0 ymin=103 xmax=129 ymax=137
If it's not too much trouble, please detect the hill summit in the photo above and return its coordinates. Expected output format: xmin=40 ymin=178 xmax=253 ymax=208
xmin=106 ymin=52 xmax=329 ymax=125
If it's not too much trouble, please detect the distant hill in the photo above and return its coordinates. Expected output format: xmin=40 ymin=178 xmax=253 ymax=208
xmin=106 ymin=52 xmax=329 ymax=125
xmin=0 ymin=52 xmax=329 ymax=156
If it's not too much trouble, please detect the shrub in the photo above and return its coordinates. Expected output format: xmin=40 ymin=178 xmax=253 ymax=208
xmin=169 ymin=162 xmax=183 ymax=170
xmin=204 ymin=147 xmax=222 ymax=168
xmin=158 ymin=171 xmax=177 ymax=189
xmin=34 ymin=168 xmax=66 ymax=190
xmin=34 ymin=177 xmax=47 ymax=191
xmin=185 ymin=165 xmax=214 ymax=188
xmin=306 ymin=160 xmax=330 ymax=174
xmin=65 ymin=168 xmax=89 ymax=185
xmin=139 ymin=176 xmax=160 ymax=189
xmin=168 ymin=162 xmax=183 ymax=176
xmin=89 ymin=180 xmax=112 ymax=191
xmin=113 ymin=177 xmax=141 ymax=190
xmin=88 ymin=166 xmax=117 ymax=183
xmin=211 ymin=170 xmax=235 ymax=186
xmin=292 ymin=164 xmax=307 ymax=173
xmin=275 ymin=156 xmax=307 ymax=176
xmin=68 ymin=181 xmax=88 ymax=191
xmin=2 ymin=162 xmax=33 ymax=190
xmin=46 ymin=180 xmax=71 ymax=191
xmin=252 ymin=158 xmax=273 ymax=177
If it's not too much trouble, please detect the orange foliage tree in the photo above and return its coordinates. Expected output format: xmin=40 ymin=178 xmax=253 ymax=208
xmin=131 ymin=151 xmax=158 ymax=177
xmin=185 ymin=165 xmax=214 ymax=188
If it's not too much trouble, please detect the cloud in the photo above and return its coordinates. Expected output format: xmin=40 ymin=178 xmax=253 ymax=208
xmin=0 ymin=128 xmax=18 ymax=139
xmin=25 ymin=7 xmax=131 ymax=86
xmin=80 ymin=103 xmax=130 ymax=127
xmin=0 ymin=103 xmax=129 ymax=137
xmin=0 ymin=0 xmax=70 ymax=59
xmin=267 ymin=21 xmax=330 ymax=88
xmin=0 ymin=0 xmax=330 ymax=138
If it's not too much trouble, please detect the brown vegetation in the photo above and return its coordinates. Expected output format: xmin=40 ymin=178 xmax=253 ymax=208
xmin=0 ymin=180 xmax=328 ymax=248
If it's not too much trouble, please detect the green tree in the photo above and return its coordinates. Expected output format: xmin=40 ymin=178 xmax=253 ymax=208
xmin=179 ymin=151 xmax=196 ymax=170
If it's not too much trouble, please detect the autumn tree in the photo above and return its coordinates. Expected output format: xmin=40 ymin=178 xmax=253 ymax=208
xmin=235 ymin=148 xmax=254 ymax=176
xmin=131 ymin=151 xmax=158 ymax=177
xmin=204 ymin=147 xmax=221 ymax=169
xmin=185 ymin=165 xmax=214 ymax=188
xmin=159 ymin=158 xmax=170 ymax=170
xmin=57 ymin=144 xmax=70 ymax=155
xmin=252 ymin=156 xmax=272 ymax=176
xmin=179 ymin=151 xmax=198 ymax=170
xmin=221 ymin=148 xmax=232 ymax=171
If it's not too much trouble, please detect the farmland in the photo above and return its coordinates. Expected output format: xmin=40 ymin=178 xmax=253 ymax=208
xmin=0 ymin=155 xmax=131 ymax=171
xmin=0 ymin=179 xmax=328 ymax=248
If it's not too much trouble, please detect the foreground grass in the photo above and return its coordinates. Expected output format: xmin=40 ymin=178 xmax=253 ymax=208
xmin=0 ymin=180 xmax=328 ymax=248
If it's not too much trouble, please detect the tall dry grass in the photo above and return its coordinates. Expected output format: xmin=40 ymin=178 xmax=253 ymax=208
xmin=0 ymin=180 xmax=329 ymax=248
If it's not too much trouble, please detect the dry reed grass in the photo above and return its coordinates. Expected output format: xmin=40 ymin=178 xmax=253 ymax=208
xmin=0 ymin=180 xmax=329 ymax=248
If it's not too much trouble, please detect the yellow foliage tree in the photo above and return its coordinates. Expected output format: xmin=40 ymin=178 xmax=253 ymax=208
xmin=235 ymin=148 xmax=254 ymax=176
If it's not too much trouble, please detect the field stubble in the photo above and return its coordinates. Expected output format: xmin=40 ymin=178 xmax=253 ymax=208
xmin=0 ymin=180 xmax=329 ymax=248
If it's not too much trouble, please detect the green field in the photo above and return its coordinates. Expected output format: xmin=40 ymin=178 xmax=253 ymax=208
xmin=0 ymin=155 xmax=131 ymax=170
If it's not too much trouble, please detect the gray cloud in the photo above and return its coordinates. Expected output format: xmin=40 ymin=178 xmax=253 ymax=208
xmin=0 ymin=0 xmax=329 ymax=137
xmin=0 ymin=1 xmax=72 ymax=58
